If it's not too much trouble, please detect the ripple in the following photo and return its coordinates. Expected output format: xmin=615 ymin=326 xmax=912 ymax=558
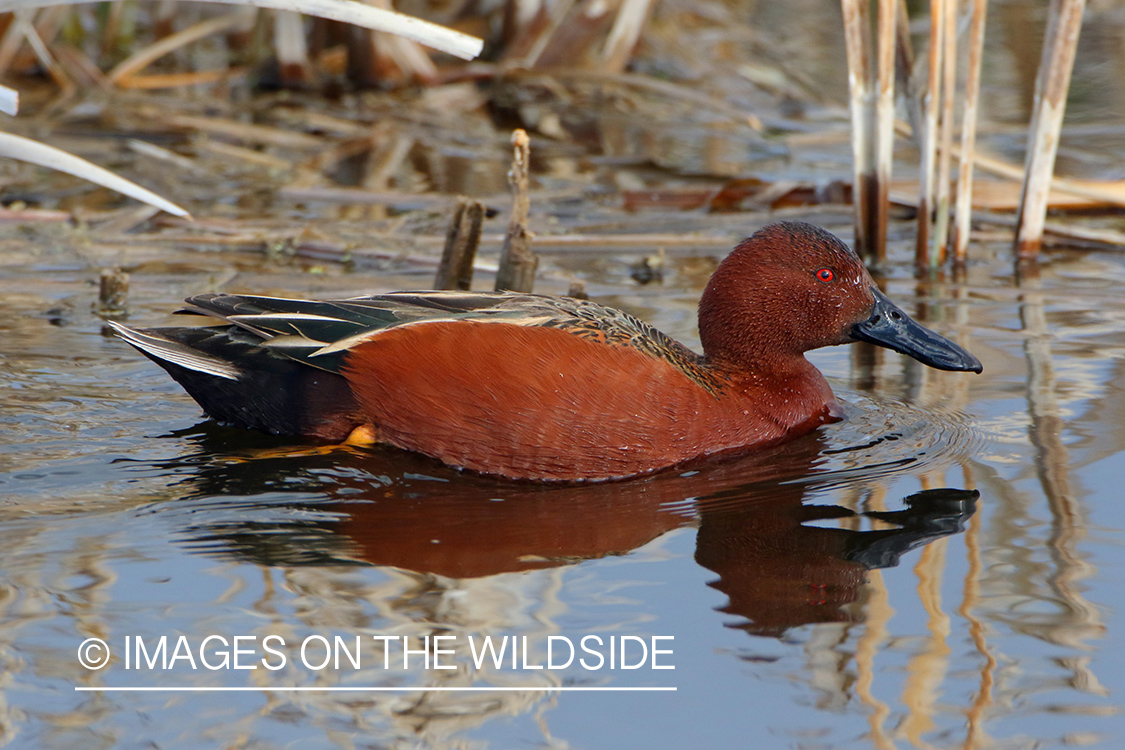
xmin=807 ymin=389 xmax=983 ymax=490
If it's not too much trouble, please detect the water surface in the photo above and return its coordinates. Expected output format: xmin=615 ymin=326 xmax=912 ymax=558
xmin=3 ymin=236 xmax=1125 ymax=749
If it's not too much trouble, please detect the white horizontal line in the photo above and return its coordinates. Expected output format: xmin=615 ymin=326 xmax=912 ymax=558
xmin=75 ymin=686 xmax=676 ymax=692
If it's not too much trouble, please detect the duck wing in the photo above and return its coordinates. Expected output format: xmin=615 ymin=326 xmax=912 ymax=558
xmin=178 ymin=291 xmax=709 ymax=379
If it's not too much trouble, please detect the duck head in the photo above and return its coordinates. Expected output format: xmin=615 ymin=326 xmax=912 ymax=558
xmin=698 ymin=222 xmax=982 ymax=373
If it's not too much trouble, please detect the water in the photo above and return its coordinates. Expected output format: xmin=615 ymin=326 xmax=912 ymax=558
xmin=2 ymin=235 xmax=1125 ymax=749
xmin=3 ymin=0 xmax=1125 ymax=745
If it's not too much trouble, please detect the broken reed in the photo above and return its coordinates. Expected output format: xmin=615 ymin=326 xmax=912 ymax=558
xmin=433 ymin=129 xmax=538 ymax=294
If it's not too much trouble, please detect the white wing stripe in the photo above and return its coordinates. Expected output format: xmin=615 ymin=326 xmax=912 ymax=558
xmin=108 ymin=321 xmax=242 ymax=381
xmin=228 ymin=313 xmax=350 ymax=322
xmin=309 ymin=316 xmax=559 ymax=356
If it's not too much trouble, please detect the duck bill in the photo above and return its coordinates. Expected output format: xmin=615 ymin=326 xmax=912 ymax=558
xmin=850 ymin=288 xmax=983 ymax=373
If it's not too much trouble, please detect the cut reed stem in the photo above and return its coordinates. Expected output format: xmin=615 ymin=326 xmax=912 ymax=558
xmin=916 ymin=0 xmax=943 ymax=267
xmin=932 ymin=0 xmax=957 ymax=264
xmin=1015 ymin=0 xmax=1087 ymax=259
xmin=435 ymin=197 xmax=484 ymax=291
xmin=495 ymin=129 xmax=538 ymax=293
xmin=952 ymin=0 xmax=988 ymax=264
xmin=841 ymin=0 xmax=874 ymax=259
xmin=873 ymin=0 xmax=896 ymax=264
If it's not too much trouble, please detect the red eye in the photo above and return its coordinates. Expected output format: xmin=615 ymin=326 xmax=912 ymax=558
xmin=816 ymin=268 xmax=835 ymax=283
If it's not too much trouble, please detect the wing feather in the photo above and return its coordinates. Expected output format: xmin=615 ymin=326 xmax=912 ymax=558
xmin=107 ymin=321 xmax=241 ymax=380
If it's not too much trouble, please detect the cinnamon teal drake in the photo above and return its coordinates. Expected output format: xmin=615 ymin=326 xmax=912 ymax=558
xmin=110 ymin=221 xmax=981 ymax=481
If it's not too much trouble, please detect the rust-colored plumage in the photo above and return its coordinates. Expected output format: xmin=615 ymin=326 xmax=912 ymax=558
xmin=342 ymin=320 xmax=831 ymax=479
xmin=111 ymin=222 xmax=981 ymax=481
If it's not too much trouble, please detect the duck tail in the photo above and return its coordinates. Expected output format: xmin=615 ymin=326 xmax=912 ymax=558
xmin=108 ymin=321 xmax=360 ymax=440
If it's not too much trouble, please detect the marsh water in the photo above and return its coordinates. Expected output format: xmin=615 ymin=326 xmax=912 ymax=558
xmin=4 ymin=227 xmax=1125 ymax=749
xmin=3 ymin=0 xmax=1125 ymax=747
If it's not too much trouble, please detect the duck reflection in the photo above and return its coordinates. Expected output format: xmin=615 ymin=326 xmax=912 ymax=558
xmin=695 ymin=486 xmax=975 ymax=636
xmin=160 ymin=423 xmax=976 ymax=637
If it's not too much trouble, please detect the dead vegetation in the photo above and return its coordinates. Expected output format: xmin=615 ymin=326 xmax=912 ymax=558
xmin=0 ymin=0 xmax=1122 ymax=289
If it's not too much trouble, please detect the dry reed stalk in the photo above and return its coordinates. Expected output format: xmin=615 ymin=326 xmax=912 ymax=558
xmin=0 ymin=131 xmax=190 ymax=216
xmin=873 ymin=0 xmax=896 ymax=264
xmin=531 ymin=0 xmax=616 ymax=69
xmin=0 ymin=206 xmax=69 ymax=221
xmin=892 ymin=174 xmax=1125 ymax=212
xmin=0 ymin=10 xmax=70 ymax=92
xmin=841 ymin=0 xmax=874 ymax=259
xmin=278 ymin=185 xmax=451 ymax=208
xmin=23 ymin=14 xmax=70 ymax=92
xmin=518 ymin=0 xmax=577 ymax=67
xmin=127 ymin=138 xmax=205 ymax=173
xmin=107 ymin=11 xmax=252 ymax=83
xmin=355 ymin=0 xmax=439 ymax=87
xmin=369 ymin=30 xmax=439 ymax=86
xmin=271 ymin=109 xmax=370 ymax=136
xmin=1038 ymin=221 xmax=1125 ymax=248
xmin=601 ymin=0 xmax=653 ymax=73
xmin=50 ymin=41 xmax=110 ymax=88
xmin=0 ymin=9 xmax=31 ymax=75
xmin=970 ymin=151 xmax=1125 ymax=207
xmin=435 ymin=197 xmax=484 ymax=290
xmin=93 ymin=205 xmax=162 ymax=236
xmin=495 ymin=128 xmax=538 ymax=292
xmin=974 ymin=213 xmax=1125 ymax=248
xmin=899 ymin=136 xmax=1125 ymax=209
xmin=167 ymin=113 xmax=321 ymax=147
xmin=101 ymin=0 xmax=128 ymax=56
xmin=0 ymin=82 xmax=16 ymax=114
xmin=194 ymin=137 xmax=294 ymax=169
xmin=154 ymin=0 xmax=178 ymax=39
xmin=894 ymin=0 xmax=922 ymax=139
xmin=0 ymin=0 xmax=485 ymax=60
xmin=116 ymin=68 xmax=248 ymax=88
xmin=362 ymin=131 xmax=412 ymax=191
xmin=916 ymin=0 xmax=943 ymax=266
xmin=31 ymin=3 xmax=65 ymax=44
xmin=1015 ymin=0 xmax=1086 ymax=259
xmin=952 ymin=0 xmax=988 ymax=264
xmin=932 ymin=0 xmax=957 ymax=263
xmin=274 ymin=9 xmax=313 ymax=86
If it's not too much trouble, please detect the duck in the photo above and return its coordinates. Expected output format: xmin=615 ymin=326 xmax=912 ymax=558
xmin=109 ymin=221 xmax=981 ymax=481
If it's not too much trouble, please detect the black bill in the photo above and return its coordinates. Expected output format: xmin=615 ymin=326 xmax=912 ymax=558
xmin=851 ymin=287 xmax=983 ymax=373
